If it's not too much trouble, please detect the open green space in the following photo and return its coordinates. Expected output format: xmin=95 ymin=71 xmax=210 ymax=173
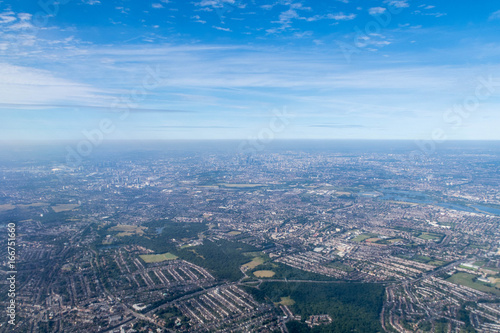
xmin=98 ymin=219 xmax=209 ymax=252
xmin=0 ymin=204 xmax=15 ymax=211
xmin=352 ymin=233 xmax=378 ymax=242
xmin=447 ymin=272 xmax=500 ymax=296
xmin=218 ymin=183 xmax=265 ymax=188
xmin=325 ymin=261 xmax=355 ymax=272
xmin=109 ymin=224 xmax=147 ymax=237
xmin=277 ymin=296 xmax=295 ymax=306
xmin=140 ymin=252 xmax=178 ymax=263
xmin=428 ymin=260 xmax=447 ymax=267
xmin=473 ymin=260 xmax=487 ymax=267
xmin=51 ymin=203 xmax=80 ymax=213
xmin=155 ymin=307 xmax=189 ymax=329
xmin=242 ymin=256 xmax=266 ymax=270
xmin=417 ymin=232 xmax=443 ymax=241
xmin=413 ymin=255 xmax=432 ymax=263
xmin=244 ymin=282 xmax=384 ymax=332
xmin=459 ymin=264 xmax=478 ymax=271
xmin=254 ymin=270 xmax=276 ymax=277
xmin=249 ymin=262 xmax=337 ymax=281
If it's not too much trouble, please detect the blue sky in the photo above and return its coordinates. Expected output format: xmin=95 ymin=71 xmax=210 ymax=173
xmin=1 ymin=0 xmax=500 ymax=141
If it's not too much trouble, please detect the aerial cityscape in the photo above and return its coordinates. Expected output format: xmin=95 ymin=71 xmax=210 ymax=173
xmin=1 ymin=0 xmax=500 ymax=332
xmin=1 ymin=141 xmax=500 ymax=332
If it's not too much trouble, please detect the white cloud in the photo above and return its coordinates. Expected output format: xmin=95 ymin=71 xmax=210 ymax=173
xmin=261 ymin=4 xmax=274 ymax=10
xmin=489 ymin=10 xmax=500 ymax=20
xmin=6 ymin=13 xmax=35 ymax=31
xmin=7 ymin=21 xmax=35 ymax=31
xmin=267 ymin=8 xmax=299 ymax=33
xmin=81 ymin=0 xmax=101 ymax=5
xmin=191 ymin=15 xmax=207 ymax=23
xmin=213 ymin=26 xmax=231 ymax=31
xmin=267 ymin=2 xmax=313 ymax=33
xmin=152 ymin=3 xmax=164 ymax=9
xmin=18 ymin=13 xmax=32 ymax=21
xmin=413 ymin=10 xmax=446 ymax=18
xmin=115 ymin=7 xmax=129 ymax=14
xmin=302 ymin=12 xmax=356 ymax=22
xmin=279 ymin=9 xmax=299 ymax=23
xmin=0 ymin=63 xmax=108 ymax=107
xmin=369 ymin=7 xmax=387 ymax=15
xmin=195 ymin=0 xmax=235 ymax=8
xmin=3 ymin=43 xmax=499 ymax=141
xmin=289 ymin=3 xmax=311 ymax=10
xmin=328 ymin=12 xmax=356 ymax=20
xmin=294 ymin=31 xmax=313 ymax=38
xmin=384 ymin=0 xmax=409 ymax=8
xmin=0 ymin=11 xmax=16 ymax=24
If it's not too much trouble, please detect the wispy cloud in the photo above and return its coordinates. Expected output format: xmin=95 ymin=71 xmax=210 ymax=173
xmin=0 ymin=103 xmax=193 ymax=113
xmin=267 ymin=2 xmax=313 ymax=33
xmin=309 ymin=124 xmax=364 ymax=128
xmin=0 ymin=0 xmax=499 ymax=140
xmin=489 ymin=10 xmax=500 ymax=20
xmin=191 ymin=15 xmax=207 ymax=24
xmin=413 ymin=10 xmax=447 ymax=17
xmin=213 ymin=25 xmax=231 ymax=31
xmin=0 ymin=11 xmax=16 ymax=24
xmin=384 ymin=0 xmax=409 ymax=8
xmin=369 ymin=7 xmax=387 ymax=15
xmin=142 ymin=125 xmax=238 ymax=128
xmin=302 ymin=12 xmax=357 ymax=22
xmin=0 ymin=63 xmax=109 ymax=108
xmin=81 ymin=0 xmax=101 ymax=5
xmin=194 ymin=0 xmax=239 ymax=9
xmin=329 ymin=12 xmax=356 ymax=20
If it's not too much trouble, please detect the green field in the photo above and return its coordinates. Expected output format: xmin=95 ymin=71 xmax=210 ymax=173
xmin=51 ymin=203 xmax=80 ymax=213
xmin=0 ymin=204 xmax=15 ymax=211
xmin=447 ymin=272 xmax=500 ymax=296
xmin=379 ymin=238 xmax=404 ymax=245
xmin=109 ymin=224 xmax=147 ymax=237
xmin=0 ymin=202 xmax=49 ymax=211
xmin=459 ymin=264 xmax=478 ymax=271
xmin=352 ymin=233 xmax=378 ymax=242
xmin=413 ymin=255 xmax=432 ymax=263
xmin=249 ymin=262 xmax=337 ymax=281
xmin=325 ymin=261 xmax=355 ymax=272
xmin=140 ymin=252 xmax=178 ymax=263
xmin=473 ymin=260 xmax=487 ymax=267
xmin=242 ymin=256 xmax=266 ymax=270
xmin=253 ymin=270 xmax=276 ymax=277
xmin=428 ymin=260 xmax=447 ymax=267
xmin=277 ymin=296 xmax=295 ymax=306
xmin=218 ymin=183 xmax=265 ymax=188
xmin=417 ymin=232 xmax=443 ymax=241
